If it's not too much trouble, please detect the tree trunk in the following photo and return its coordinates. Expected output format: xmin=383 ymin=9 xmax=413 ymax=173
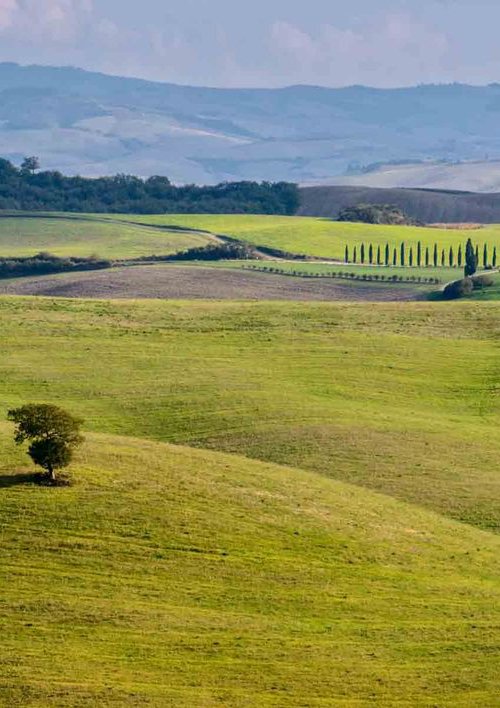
xmin=47 ymin=464 xmax=56 ymax=483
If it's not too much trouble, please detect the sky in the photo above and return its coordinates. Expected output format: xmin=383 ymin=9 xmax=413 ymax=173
xmin=0 ymin=0 xmax=499 ymax=88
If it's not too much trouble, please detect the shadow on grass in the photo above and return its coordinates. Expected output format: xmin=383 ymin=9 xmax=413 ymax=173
xmin=0 ymin=472 xmax=41 ymax=488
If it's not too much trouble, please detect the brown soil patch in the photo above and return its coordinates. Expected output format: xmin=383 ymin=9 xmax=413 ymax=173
xmin=0 ymin=265 xmax=425 ymax=302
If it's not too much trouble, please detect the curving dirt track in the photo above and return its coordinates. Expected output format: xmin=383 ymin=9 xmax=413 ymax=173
xmin=0 ymin=265 xmax=425 ymax=301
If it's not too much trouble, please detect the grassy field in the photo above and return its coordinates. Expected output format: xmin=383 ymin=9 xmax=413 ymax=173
xmin=470 ymin=271 xmax=500 ymax=300
xmin=0 ymin=216 xmax=211 ymax=259
xmin=0 ymin=213 xmax=497 ymax=278
xmin=0 ymin=297 xmax=499 ymax=704
xmin=2 ymin=427 xmax=499 ymax=705
xmin=109 ymin=213 xmax=500 ymax=261
xmin=0 ymin=297 xmax=498 ymax=530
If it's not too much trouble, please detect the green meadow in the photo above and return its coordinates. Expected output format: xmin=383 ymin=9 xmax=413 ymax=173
xmin=0 ymin=209 xmax=499 ymax=703
xmin=0 ymin=216 xmax=211 ymax=259
xmin=469 ymin=271 xmax=500 ymax=300
xmin=1 ymin=298 xmax=498 ymax=531
xmin=1 ymin=213 xmax=498 ymax=274
xmin=1 ymin=426 xmax=499 ymax=706
xmin=110 ymin=213 xmax=500 ymax=261
xmin=0 ymin=297 xmax=499 ymax=704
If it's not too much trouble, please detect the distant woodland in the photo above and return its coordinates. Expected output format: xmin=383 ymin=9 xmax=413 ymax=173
xmin=0 ymin=159 xmax=299 ymax=215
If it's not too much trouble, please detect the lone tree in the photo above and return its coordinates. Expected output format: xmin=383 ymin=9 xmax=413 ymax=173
xmin=20 ymin=156 xmax=40 ymax=175
xmin=7 ymin=404 xmax=84 ymax=482
xmin=465 ymin=238 xmax=477 ymax=277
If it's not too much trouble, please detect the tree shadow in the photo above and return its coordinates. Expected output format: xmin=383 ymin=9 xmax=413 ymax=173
xmin=0 ymin=472 xmax=42 ymax=489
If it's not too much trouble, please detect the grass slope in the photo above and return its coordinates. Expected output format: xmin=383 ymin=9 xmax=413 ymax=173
xmin=0 ymin=216 xmax=211 ymax=259
xmin=1 ymin=428 xmax=499 ymax=706
xmin=109 ymin=214 xmax=500 ymax=261
xmin=469 ymin=272 xmax=500 ymax=301
xmin=0 ymin=297 xmax=498 ymax=532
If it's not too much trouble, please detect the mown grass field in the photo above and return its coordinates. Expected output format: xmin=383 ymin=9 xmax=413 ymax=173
xmin=109 ymin=213 xmax=500 ymax=261
xmin=0 ymin=297 xmax=499 ymax=704
xmin=0 ymin=207 xmax=499 ymax=704
xmin=0 ymin=215 xmax=211 ymax=259
xmin=2 ymin=426 xmax=499 ymax=706
xmin=0 ymin=298 xmax=498 ymax=531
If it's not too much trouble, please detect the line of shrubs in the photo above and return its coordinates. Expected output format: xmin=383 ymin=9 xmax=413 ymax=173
xmin=0 ymin=253 xmax=112 ymax=279
xmin=133 ymin=242 xmax=260 ymax=262
xmin=244 ymin=265 xmax=441 ymax=284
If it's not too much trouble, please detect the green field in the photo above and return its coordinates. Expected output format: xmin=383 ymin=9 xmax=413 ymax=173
xmin=0 ymin=297 xmax=499 ymax=704
xmin=1 ymin=426 xmax=499 ymax=706
xmin=1 ymin=203 xmax=500 ymax=705
xmin=0 ymin=216 xmax=211 ymax=259
xmin=1 ymin=213 xmax=498 ymax=272
xmin=109 ymin=213 xmax=500 ymax=261
xmin=1 ymin=298 xmax=498 ymax=529
xmin=469 ymin=271 xmax=500 ymax=300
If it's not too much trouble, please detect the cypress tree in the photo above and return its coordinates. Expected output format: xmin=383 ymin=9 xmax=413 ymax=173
xmin=433 ymin=244 xmax=438 ymax=267
xmin=475 ymin=244 xmax=479 ymax=265
xmin=393 ymin=247 xmax=397 ymax=266
xmin=441 ymin=249 xmax=445 ymax=267
xmin=361 ymin=243 xmax=365 ymax=264
xmin=385 ymin=243 xmax=390 ymax=266
xmin=345 ymin=245 xmax=349 ymax=263
xmin=353 ymin=246 xmax=357 ymax=264
xmin=493 ymin=246 xmax=497 ymax=268
xmin=425 ymin=246 xmax=430 ymax=267
xmin=483 ymin=244 xmax=488 ymax=269
xmin=457 ymin=245 xmax=462 ymax=268
xmin=400 ymin=242 xmax=405 ymax=266
xmin=449 ymin=246 xmax=454 ymax=268
xmin=465 ymin=238 xmax=477 ymax=277
xmin=377 ymin=245 xmax=381 ymax=266
xmin=417 ymin=241 xmax=422 ymax=267
xmin=409 ymin=247 xmax=414 ymax=267
xmin=369 ymin=244 xmax=373 ymax=264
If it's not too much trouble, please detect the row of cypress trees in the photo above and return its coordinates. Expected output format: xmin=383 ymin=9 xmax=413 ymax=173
xmin=344 ymin=241 xmax=498 ymax=269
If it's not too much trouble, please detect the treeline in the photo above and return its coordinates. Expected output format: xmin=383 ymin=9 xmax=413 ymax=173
xmin=345 ymin=242 xmax=498 ymax=268
xmin=135 ymin=242 xmax=258 ymax=262
xmin=0 ymin=158 xmax=299 ymax=214
xmin=0 ymin=253 xmax=111 ymax=279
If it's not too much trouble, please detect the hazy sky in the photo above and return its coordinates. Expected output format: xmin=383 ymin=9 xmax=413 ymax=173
xmin=0 ymin=0 xmax=499 ymax=87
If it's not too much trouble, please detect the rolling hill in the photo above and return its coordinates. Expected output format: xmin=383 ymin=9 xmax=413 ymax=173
xmin=322 ymin=159 xmax=500 ymax=193
xmin=108 ymin=213 xmax=500 ymax=262
xmin=0 ymin=215 xmax=213 ymax=259
xmin=0 ymin=297 xmax=498 ymax=530
xmin=0 ymin=295 xmax=499 ymax=704
xmin=5 ymin=63 xmax=500 ymax=185
xmin=299 ymin=185 xmax=500 ymax=223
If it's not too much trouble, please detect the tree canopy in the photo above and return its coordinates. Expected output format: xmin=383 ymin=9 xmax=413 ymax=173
xmin=0 ymin=158 xmax=299 ymax=215
xmin=8 ymin=404 xmax=84 ymax=482
xmin=337 ymin=204 xmax=417 ymax=226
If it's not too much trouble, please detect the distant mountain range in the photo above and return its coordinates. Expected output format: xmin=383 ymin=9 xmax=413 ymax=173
xmin=3 ymin=62 xmax=500 ymax=187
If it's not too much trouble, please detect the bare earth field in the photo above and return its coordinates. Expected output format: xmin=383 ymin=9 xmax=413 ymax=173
xmin=0 ymin=264 xmax=425 ymax=301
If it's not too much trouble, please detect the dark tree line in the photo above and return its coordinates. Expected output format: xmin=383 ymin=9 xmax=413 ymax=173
xmin=0 ymin=158 xmax=299 ymax=215
xmin=344 ymin=240 xmax=497 ymax=270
